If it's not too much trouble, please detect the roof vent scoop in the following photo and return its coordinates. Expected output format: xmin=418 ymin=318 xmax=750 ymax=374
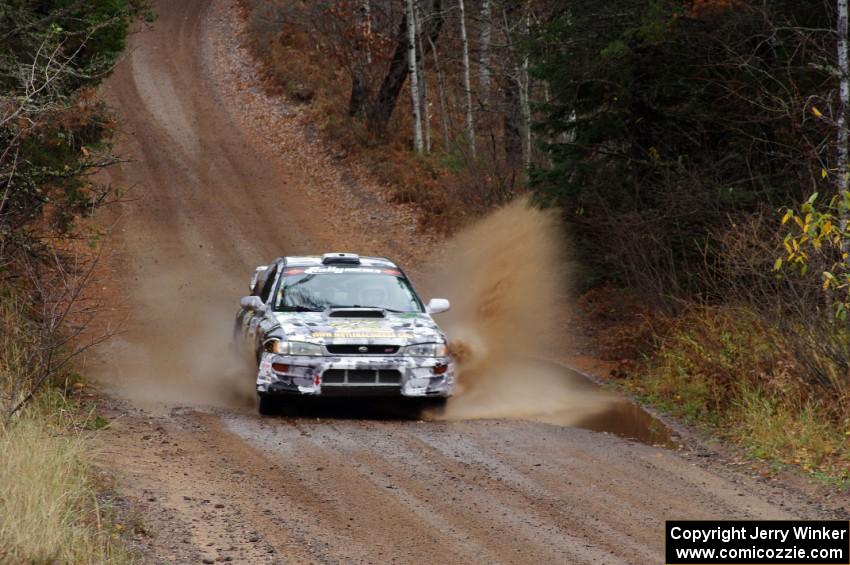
xmin=322 ymin=252 xmax=360 ymax=265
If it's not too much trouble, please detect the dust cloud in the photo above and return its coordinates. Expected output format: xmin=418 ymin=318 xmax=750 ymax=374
xmin=89 ymin=263 xmax=255 ymax=412
xmin=424 ymin=198 xmax=627 ymax=426
xmin=90 ymin=196 xmax=655 ymax=436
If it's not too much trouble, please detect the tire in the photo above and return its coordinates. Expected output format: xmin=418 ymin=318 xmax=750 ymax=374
xmin=418 ymin=397 xmax=448 ymax=413
xmin=257 ymin=394 xmax=280 ymax=415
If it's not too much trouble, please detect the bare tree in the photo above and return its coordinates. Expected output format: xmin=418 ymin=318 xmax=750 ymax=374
xmin=428 ymin=34 xmax=452 ymax=149
xmin=349 ymin=1 xmax=373 ymax=116
xmin=3 ymin=250 xmax=116 ymax=422
xmin=416 ymin=2 xmax=432 ymax=153
xmin=458 ymin=0 xmax=476 ymax=156
xmin=838 ymin=0 xmax=850 ymax=257
xmin=502 ymin=72 xmax=523 ymax=170
xmin=407 ymin=0 xmax=424 ymax=153
xmin=368 ymin=0 xmax=443 ymax=136
xmin=519 ymin=9 xmax=532 ymax=169
xmin=363 ymin=0 xmax=373 ymax=65
xmin=479 ymin=0 xmax=491 ymax=107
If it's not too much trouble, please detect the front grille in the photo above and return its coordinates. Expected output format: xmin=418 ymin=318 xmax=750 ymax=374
xmin=321 ymin=369 xmax=402 ymax=386
xmin=323 ymin=370 xmax=345 ymax=383
xmin=326 ymin=344 xmax=400 ymax=355
xmin=348 ymin=369 xmax=376 ymax=383
xmin=378 ymin=370 xmax=401 ymax=384
xmin=321 ymin=385 xmax=402 ymax=397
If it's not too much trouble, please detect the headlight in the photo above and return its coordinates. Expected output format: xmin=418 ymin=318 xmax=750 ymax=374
xmin=405 ymin=343 xmax=448 ymax=357
xmin=268 ymin=340 xmax=323 ymax=356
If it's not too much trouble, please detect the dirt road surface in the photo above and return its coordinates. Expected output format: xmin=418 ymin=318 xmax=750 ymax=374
xmin=88 ymin=1 xmax=837 ymax=563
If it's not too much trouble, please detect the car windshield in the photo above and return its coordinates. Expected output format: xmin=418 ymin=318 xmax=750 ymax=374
xmin=274 ymin=267 xmax=423 ymax=313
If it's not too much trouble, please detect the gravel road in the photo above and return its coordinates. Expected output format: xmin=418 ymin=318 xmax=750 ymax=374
xmin=90 ymin=1 xmax=828 ymax=563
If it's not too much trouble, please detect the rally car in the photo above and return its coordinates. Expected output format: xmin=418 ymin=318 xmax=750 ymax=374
xmin=235 ymin=253 xmax=455 ymax=414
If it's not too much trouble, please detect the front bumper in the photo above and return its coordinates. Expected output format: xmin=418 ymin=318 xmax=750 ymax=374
xmin=256 ymin=353 xmax=454 ymax=398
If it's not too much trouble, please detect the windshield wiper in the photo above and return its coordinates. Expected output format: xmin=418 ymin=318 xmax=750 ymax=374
xmin=278 ymin=305 xmax=322 ymax=312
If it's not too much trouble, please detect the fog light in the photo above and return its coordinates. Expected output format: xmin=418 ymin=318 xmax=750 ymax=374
xmin=271 ymin=362 xmax=289 ymax=373
xmin=433 ymin=364 xmax=448 ymax=375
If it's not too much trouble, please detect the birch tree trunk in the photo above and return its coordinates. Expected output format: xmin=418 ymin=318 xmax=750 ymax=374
xmin=458 ymin=0 xmax=476 ymax=156
xmin=479 ymin=0 xmax=491 ymax=107
xmin=416 ymin=5 xmax=431 ymax=153
xmin=407 ymin=0 xmax=424 ymax=153
xmin=428 ymin=35 xmax=451 ymax=149
xmin=519 ymin=10 xmax=531 ymax=169
xmin=838 ymin=0 xmax=850 ymax=257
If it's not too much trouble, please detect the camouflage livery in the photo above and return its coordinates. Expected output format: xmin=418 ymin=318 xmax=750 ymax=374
xmin=235 ymin=254 xmax=454 ymax=408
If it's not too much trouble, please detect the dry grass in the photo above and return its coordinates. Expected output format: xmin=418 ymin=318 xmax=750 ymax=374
xmin=0 ymin=410 xmax=134 ymax=564
xmin=0 ymin=287 xmax=135 ymax=564
xmin=623 ymin=306 xmax=850 ymax=486
xmin=731 ymin=385 xmax=850 ymax=482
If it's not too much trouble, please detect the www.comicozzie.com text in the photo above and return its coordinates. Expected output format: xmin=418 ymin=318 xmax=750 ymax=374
xmin=670 ymin=524 xmax=847 ymax=544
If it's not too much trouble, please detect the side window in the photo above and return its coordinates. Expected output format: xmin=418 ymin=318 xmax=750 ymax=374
xmin=259 ymin=265 xmax=278 ymax=303
xmin=251 ymin=271 xmax=266 ymax=296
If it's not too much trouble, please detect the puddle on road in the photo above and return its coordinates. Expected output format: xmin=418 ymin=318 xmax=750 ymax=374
xmin=569 ymin=398 xmax=674 ymax=447
xmin=532 ymin=364 xmax=674 ymax=447
xmin=439 ymin=359 xmax=675 ymax=448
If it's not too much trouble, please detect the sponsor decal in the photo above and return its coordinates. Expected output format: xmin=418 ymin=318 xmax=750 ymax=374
xmin=308 ymin=320 xmax=418 ymax=338
xmin=299 ymin=266 xmax=386 ymax=275
xmin=283 ymin=266 xmax=404 ymax=276
xmin=328 ymin=320 xmax=385 ymax=331
xmin=311 ymin=330 xmax=414 ymax=338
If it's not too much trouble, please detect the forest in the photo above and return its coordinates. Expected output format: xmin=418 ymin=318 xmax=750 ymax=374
xmin=2 ymin=0 xmax=850 ymax=560
xmin=243 ymin=0 xmax=850 ymax=482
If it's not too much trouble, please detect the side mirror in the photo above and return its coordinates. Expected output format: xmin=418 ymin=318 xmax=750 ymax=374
xmin=426 ymin=298 xmax=451 ymax=315
xmin=240 ymin=296 xmax=266 ymax=312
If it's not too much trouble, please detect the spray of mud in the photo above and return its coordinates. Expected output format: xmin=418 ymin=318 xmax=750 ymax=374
xmin=423 ymin=198 xmax=628 ymax=426
xmin=89 ymin=196 xmax=664 ymax=440
xmin=89 ymin=262 xmax=255 ymax=413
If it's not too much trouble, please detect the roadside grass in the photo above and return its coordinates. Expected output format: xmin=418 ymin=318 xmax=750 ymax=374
xmin=0 ymin=287 xmax=135 ymax=564
xmin=731 ymin=386 xmax=850 ymax=486
xmin=622 ymin=306 xmax=850 ymax=487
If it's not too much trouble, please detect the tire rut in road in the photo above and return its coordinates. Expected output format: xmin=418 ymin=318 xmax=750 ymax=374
xmin=221 ymin=414 xmax=493 ymax=563
xmin=221 ymin=415 xmax=683 ymax=563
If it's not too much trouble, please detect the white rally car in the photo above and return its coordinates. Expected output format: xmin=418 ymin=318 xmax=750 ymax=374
xmin=235 ymin=253 xmax=455 ymax=414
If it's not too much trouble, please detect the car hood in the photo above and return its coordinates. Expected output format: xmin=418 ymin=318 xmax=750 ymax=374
xmin=272 ymin=311 xmax=445 ymax=345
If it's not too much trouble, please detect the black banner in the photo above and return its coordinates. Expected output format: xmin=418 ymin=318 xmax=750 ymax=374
xmin=666 ymin=521 xmax=850 ymax=564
